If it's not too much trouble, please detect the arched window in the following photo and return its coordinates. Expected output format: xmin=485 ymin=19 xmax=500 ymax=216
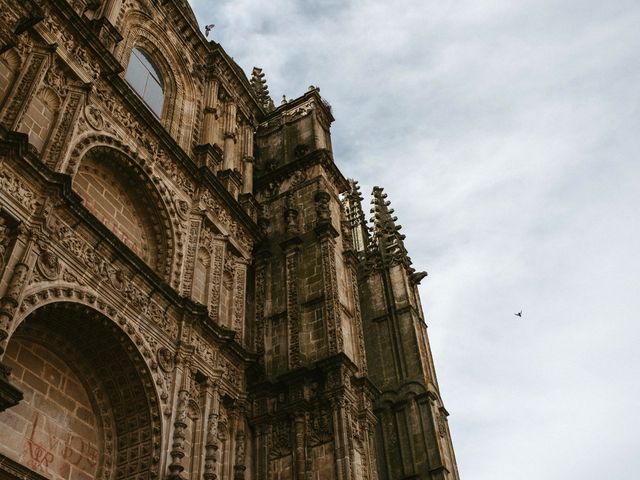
xmin=125 ymin=47 xmax=164 ymax=117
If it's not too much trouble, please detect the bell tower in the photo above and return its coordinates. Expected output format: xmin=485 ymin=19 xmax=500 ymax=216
xmin=250 ymin=86 xmax=378 ymax=479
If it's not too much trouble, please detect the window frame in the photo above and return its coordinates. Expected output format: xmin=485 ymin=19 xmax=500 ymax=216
xmin=124 ymin=47 xmax=165 ymax=118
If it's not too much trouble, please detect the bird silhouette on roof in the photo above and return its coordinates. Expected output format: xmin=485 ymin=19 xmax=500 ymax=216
xmin=205 ymin=24 xmax=215 ymax=37
xmin=515 ymin=310 xmax=522 ymax=317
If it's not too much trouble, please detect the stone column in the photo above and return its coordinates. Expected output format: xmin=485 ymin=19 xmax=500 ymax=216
xmin=233 ymin=403 xmax=247 ymax=480
xmin=201 ymin=76 xmax=219 ymax=146
xmin=242 ymin=157 xmax=254 ymax=194
xmin=222 ymin=102 xmax=237 ymax=170
xmin=168 ymin=353 xmax=192 ymax=479
xmin=332 ymin=398 xmax=352 ymax=480
xmin=203 ymin=376 xmax=221 ymax=480
xmin=294 ymin=414 xmax=306 ymax=480
xmin=239 ymin=123 xmax=254 ymax=193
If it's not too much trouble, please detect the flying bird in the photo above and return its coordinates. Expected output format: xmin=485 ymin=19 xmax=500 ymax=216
xmin=515 ymin=310 xmax=522 ymax=317
xmin=204 ymin=24 xmax=215 ymax=37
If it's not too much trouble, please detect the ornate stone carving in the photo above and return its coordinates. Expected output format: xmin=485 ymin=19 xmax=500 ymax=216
xmin=208 ymin=240 xmax=224 ymax=322
xmin=181 ymin=218 xmax=200 ymax=296
xmin=232 ymin=262 xmax=246 ymax=336
xmin=217 ymin=356 xmax=241 ymax=389
xmin=282 ymin=98 xmax=314 ymax=120
xmin=307 ymin=407 xmax=333 ymax=447
xmin=285 ymin=249 xmax=300 ymax=368
xmin=157 ymin=347 xmax=175 ymax=373
xmin=176 ymin=199 xmax=190 ymax=221
xmin=51 ymin=217 xmax=177 ymax=339
xmin=204 ymin=386 xmax=220 ymax=480
xmin=254 ymin=254 xmax=268 ymax=357
xmin=263 ymin=180 xmax=279 ymax=199
xmin=269 ymin=419 xmax=292 ymax=459
xmin=0 ymin=168 xmax=39 ymax=212
xmin=84 ymin=104 xmax=104 ymax=130
xmin=284 ymin=193 xmax=300 ymax=236
xmin=201 ymin=190 xmax=232 ymax=227
xmin=0 ymin=262 xmax=29 ymax=345
xmin=42 ymin=61 xmax=68 ymax=98
xmin=37 ymin=5 xmax=100 ymax=80
xmin=293 ymin=144 xmax=309 ymax=159
xmin=45 ymin=90 xmax=83 ymax=168
xmin=289 ymin=168 xmax=307 ymax=186
xmin=169 ymin=389 xmax=189 ymax=478
xmin=0 ymin=218 xmax=10 ymax=272
xmin=154 ymin=149 xmax=195 ymax=196
xmin=36 ymin=245 xmax=61 ymax=281
xmin=314 ymin=190 xmax=331 ymax=225
xmin=191 ymin=331 xmax=215 ymax=365
xmin=1 ymin=53 xmax=45 ymax=128
xmin=319 ymin=236 xmax=343 ymax=353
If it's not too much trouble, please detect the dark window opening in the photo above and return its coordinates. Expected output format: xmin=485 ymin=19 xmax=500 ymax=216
xmin=125 ymin=47 xmax=164 ymax=117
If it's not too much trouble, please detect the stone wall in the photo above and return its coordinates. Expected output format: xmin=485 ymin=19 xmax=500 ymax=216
xmin=0 ymin=337 xmax=99 ymax=480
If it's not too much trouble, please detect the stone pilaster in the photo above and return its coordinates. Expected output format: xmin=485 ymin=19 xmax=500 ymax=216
xmin=233 ymin=259 xmax=248 ymax=343
xmin=284 ymin=245 xmax=301 ymax=368
xmin=314 ymin=191 xmax=342 ymax=355
xmin=44 ymin=84 xmax=85 ymax=169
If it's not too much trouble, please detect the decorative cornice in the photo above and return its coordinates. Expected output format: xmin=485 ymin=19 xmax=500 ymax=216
xmin=255 ymin=149 xmax=350 ymax=194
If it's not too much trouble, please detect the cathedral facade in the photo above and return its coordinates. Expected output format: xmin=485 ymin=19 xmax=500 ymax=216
xmin=0 ymin=1 xmax=459 ymax=479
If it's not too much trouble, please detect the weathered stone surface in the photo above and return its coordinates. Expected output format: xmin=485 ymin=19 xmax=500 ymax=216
xmin=0 ymin=1 xmax=458 ymax=479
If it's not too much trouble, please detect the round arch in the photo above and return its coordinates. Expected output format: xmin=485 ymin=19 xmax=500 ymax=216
xmin=63 ymin=134 xmax=185 ymax=286
xmin=64 ymin=136 xmax=178 ymax=279
xmin=0 ymin=301 xmax=163 ymax=480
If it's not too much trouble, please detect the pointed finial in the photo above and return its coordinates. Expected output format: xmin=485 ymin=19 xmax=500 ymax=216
xmin=250 ymin=66 xmax=275 ymax=112
xmin=342 ymin=178 xmax=369 ymax=252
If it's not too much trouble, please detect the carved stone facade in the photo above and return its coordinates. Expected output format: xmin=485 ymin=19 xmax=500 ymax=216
xmin=0 ymin=1 xmax=459 ymax=479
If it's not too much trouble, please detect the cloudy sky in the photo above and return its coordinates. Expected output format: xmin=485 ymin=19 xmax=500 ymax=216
xmin=188 ymin=1 xmax=640 ymax=478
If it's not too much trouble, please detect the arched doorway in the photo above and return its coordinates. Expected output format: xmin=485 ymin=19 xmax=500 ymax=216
xmin=0 ymin=302 xmax=161 ymax=480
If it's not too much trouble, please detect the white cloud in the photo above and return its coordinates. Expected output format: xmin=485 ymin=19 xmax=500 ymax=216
xmin=189 ymin=1 xmax=640 ymax=478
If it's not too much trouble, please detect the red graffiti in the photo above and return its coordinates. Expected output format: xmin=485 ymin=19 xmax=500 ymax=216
xmin=62 ymin=434 xmax=98 ymax=468
xmin=26 ymin=414 xmax=54 ymax=473
xmin=25 ymin=412 xmax=98 ymax=475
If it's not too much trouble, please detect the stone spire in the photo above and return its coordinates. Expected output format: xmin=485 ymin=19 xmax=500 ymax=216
xmin=250 ymin=67 xmax=275 ymax=112
xmin=343 ymin=179 xmax=369 ymax=252
xmin=369 ymin=186 xmax=427 ymax=284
